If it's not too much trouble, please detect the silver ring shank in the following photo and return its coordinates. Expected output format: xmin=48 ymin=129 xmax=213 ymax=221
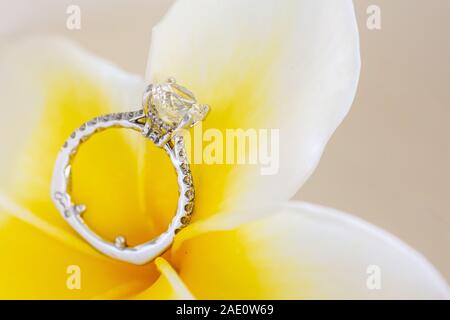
xmin=51 ymin=110 xmax=194 ymax=265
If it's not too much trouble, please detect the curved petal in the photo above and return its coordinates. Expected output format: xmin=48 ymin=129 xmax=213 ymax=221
xmin=145 ymin=0 xmax=361 ymax=231
xmin=131 ymin=257 xmax=194 ymax=300
xmin=0 ymin=37 xmax=166 ymax=244
xmin=172 ymin=202 xmax=449 ymax=299
xmin=0 ymin=203 xmax=156 ymax=299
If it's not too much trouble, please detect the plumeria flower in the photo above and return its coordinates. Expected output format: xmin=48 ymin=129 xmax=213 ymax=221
xmin=0 ymin=0 xmax=448 ymax=299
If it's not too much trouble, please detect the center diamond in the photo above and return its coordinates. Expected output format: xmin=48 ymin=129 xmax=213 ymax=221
xmin=142 ymin=78 xmax=210 ymax=146
xmin=146 ymin=78 xmax=209 ymax=127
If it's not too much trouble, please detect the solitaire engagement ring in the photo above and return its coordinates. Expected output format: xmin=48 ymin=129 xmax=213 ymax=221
xmin=51 ymin=78 xmax=209 ymax=265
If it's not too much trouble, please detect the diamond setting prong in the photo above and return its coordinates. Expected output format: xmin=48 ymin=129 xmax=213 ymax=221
xmin=74 ymin=204 xmax=86 ymax=215
xmin=114 ymin=235 xmax=127 ymax=249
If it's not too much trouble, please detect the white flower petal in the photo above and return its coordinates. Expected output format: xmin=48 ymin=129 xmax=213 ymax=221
xmin=146 ymin=0 xmax=361 ymax=227
xmin=174 ymin=201 xmax=449 ymax=299
xmin=0 ymin=37 xmax=155 ymax=243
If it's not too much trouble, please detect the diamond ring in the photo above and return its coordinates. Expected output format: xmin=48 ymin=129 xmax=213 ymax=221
xmin=51 ymin=78 xmax=209 ymax=265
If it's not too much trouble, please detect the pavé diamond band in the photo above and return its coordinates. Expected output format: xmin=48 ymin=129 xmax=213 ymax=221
xmin=51 ymin=78 xmax=209 ymax=265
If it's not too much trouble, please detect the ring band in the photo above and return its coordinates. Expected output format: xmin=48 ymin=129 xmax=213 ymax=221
xmin=51 ymin=78 xmax=208 ymax=265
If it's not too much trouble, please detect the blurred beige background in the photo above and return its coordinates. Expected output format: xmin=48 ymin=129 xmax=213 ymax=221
xmin=1 ymin=0 xmax=449 ymax=282
xmin=297 ymin=0 xmax=450 ymax=282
